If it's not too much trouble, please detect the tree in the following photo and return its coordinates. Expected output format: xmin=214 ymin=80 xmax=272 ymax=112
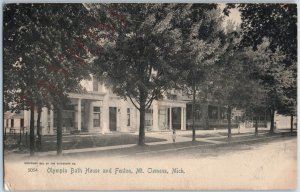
xmin=224 ymin=4 xmax=296 ymax=62
xmin=4 ymin=4 xmax=91 ymax=155
xmin=86 ymin=4 xmax=182 ymax=145
xmin=210 ymin=26 xmax=268 ymax=139
xmin=171 ymin=6 xmax=228 ymax=141
xmin=245 ymin=39 xmax=294 ymax=133
xmin=275 ymin=61 xmax=297 ymax=135
xmin=225 ymin=4 xmax=297 ymax=133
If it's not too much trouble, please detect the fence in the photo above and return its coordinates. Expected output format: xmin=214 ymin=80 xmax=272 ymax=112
xmin=4 ymin=126 xmax=36 ymax=149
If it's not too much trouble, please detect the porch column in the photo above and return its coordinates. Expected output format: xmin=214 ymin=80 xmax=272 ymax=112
xmin=42 ymin=107 xmax=48 ymax=135
xmin=184 ymin=108 xmax=187 ymax=130
xmin=88 ymin=101 xmax=94 ymax=132
xmin=121 ymin=102 xmax=127 ymax=132
xmin=77 ymin=99 xmax=82 ymax=131
xmin=101 ymin=95 xmax=109 ymax=133
xmin=181 ymin=107 xmax=186 ymax=130
xmin=152 ymin=101 xmax=159 ymax=131
xmin=49 ymin=109 xmax=54 ymax=135
xmin=23 ymin=110 xmax=30 ymax=133
xmin=169 ymin=107 xmax=172 ymax=130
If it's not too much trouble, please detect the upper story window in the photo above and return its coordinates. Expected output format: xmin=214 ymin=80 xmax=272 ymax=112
xmin=94 ymin=107 xmax=100 ymax=112
xmin=93 ymin=78 xmax=98 ymax=92
xmin=167 ymin=93 xmax=177 ymax=100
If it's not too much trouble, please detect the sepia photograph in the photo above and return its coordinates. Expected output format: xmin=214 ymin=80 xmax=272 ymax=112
xmin=3 ymin=2 xmax=297 ymax=190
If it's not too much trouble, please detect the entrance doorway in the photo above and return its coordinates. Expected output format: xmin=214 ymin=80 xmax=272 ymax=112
xmin=167 ymin=107 xmax=182 ymax=130
xmin=109 ymin=107 xmax=117 ymax=131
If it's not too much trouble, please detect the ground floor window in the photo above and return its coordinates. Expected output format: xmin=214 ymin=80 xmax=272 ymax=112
xmin=127 ymin=108 xmax=130 ymax=126
xmin=11 ymin=119 xmax=14 ymax=128
xmin=93 ymin=107 xmax=100 ymax=127
xmin=63 ymin=111 xmax=74 ymax=127
xmin=93 ymin=114 xmax=100 ymax=127
xmin=20 ymin=119 xmax=24 ymax=127
xmin=145 ymin=109 xmax=153 ymax=126
xmin=159 ymin=108 xmax=168 ymax=129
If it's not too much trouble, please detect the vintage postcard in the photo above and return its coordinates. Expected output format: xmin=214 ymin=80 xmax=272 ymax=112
xmin=3 ymin=3 xmax=297 ymax=191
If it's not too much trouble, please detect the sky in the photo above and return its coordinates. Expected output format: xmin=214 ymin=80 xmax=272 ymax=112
xmin=218 ymin=3 xmax=242 ymax=29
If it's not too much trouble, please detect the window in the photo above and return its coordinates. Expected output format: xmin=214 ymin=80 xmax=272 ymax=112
xmin=167 ymin=94 xmax=177 ymax=100
xmin=20 ymin=119 xmax=24 ymax=127
xmin=93 ymin=114 xmax=100 ymax=127
xmin=6 ymin=119 xmax=8 ymax=127
xmin=127 ymin=108 xmax=130 ymax=126
xmin=93 ymin=78 xmax=98 ymax=92
xmin=145 ymin=109 xmax=153 ymax=126
xmin=11 ymin=119 xmax=14 ymax=128
xmin=63 ymin=111 xmax=74 ymax=127
xmin=93 ymin=107 xmax=100 ymax=127
xmin=94 ymin=107 xmax=100 ymax=112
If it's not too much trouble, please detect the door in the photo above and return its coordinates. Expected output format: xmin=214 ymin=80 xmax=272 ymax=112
xmin=172 ymin=107 xmax=181 ymax=130
xmin=109 ymin=107 xmax=117 ymax=131
xmin=167 ymin=107 xmax=182 ymax=130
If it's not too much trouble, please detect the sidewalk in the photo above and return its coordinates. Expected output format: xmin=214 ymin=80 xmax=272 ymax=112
xmin=5 ymin=127 xmax=294 ymax=158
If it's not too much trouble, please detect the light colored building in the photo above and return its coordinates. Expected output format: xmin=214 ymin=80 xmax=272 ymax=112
xmin=4 ymin=77 xmax=187 ymax=135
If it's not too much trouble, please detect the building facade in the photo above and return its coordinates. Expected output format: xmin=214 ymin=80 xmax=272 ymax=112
xmin=4 ymin=77 xmax=188 ymax=135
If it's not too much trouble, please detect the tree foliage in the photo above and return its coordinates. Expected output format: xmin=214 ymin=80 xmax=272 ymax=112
xmin=224 ymin=3 xmax=297 ymax=132
xmin=4 ymin=4 xmax=91 ymax=155
xmin=170 ymin=5 xmax=228 ymax=140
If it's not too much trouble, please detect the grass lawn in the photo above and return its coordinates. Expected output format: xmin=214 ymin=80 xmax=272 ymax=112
xmin=4 ymin=133 xmax=166 ymax=152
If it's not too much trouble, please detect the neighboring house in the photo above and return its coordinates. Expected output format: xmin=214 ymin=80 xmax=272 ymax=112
xmin=4 ymin=111 xmax=26 ymax=134
xmin=273 ymin=113 xmax=297 ymax=129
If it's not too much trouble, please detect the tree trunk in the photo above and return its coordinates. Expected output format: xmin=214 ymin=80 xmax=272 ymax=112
xmin=202 ymin=104 xmax=209 ymax=129
xmin=203 ymin=91 xmax=209 ymax=130
xmin=138 ymin=104 xmax=146 ymax=146
xmin=270 ymin=108 xmax=275 ymax=134
xmin=29 ymin=105 xmax=35 ymax=156
xmin=290 ymin=114 xmax=294 ymax=136
xmin=204 ymin=104 xmax=209 ymax=130
xmin=56 ymin=105 xmax=63 ymax=155
xmin=227 ymin=106 xmax=232 ymax=139
xmin=217 ymin=104 xmax=221 ymax=129
xmin=138 ymin=89 xmax=146 ymax=146
xmin=255 ymin=116 xmax=258 ymax=137
xmin=36 ymin=107 xmax=42 ymax=151
xmin=192 ymin=84 xmax=196 ymax=142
